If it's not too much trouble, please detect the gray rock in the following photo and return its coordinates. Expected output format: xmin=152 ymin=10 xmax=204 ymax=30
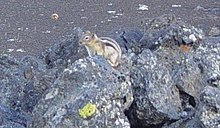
xmin=155 ymin=44 xmax=204 ymax=101
xmin=162 ymin=116 xmax=202 ymax=128
xmin=41 ymin=27 xmax=86 ymax=70
xmin=0 ymin=54 xmax=25 ymax=111
xmin=0 ymin=103 xmax=31 ymax=128
xmin=140 ymin=14 xmax=204 ymax=50
xmin=108 ymin=28 xmax=144 ymax=54
xmin=124 ymin=15 xmax=220 ymax=128
xmin=0 ymin=55 xmax=32 ymax=127
xmin=19 ymin=55 xmax=58 ymax=113
xmin=128 ymin=49 xmax=182 ymax=127
xmin=29 ymin=56 xmax=133 ymax=128
xmin=208 ymin=27 xmax=220 ymax=36
xmin=194 ymin=36 xmax=220 ymax=89
xmin=199 ymin=86 xmax=220 ymax=128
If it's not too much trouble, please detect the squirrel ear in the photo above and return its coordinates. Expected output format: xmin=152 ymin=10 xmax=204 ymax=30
xmin=85 ymin=31 xmax=91 ymax=34
xmin=91 ymin=32 xmax=97 ymax=38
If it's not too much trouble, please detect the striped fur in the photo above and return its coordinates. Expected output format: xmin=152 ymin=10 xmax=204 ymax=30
xmin=79 ymin=32 xmax=122 ymax=67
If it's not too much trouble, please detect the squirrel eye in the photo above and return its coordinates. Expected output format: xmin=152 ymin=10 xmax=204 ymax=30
xmin=84 ymin=36 xmax=90 ymax=41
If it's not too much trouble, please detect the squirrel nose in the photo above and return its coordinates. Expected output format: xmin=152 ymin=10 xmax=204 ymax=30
xmin=79 ymin=41 xmax=83 ymax=45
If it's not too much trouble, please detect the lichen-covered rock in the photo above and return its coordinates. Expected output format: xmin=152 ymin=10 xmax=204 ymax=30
xmin=41 ymin=27 xmax=86 ymax=70
xmin=125 ymin=15 xmax=210 ymax=127
xmin=155 ymin=44 xmax=204 ymax=101
xmin=108 ymin=28 xmax=144 ymax=54
xmin=0 ymin=55 xmax=32 ymax=127
xmin=208 ymin=27 xmax=220 ymax=36
xmin=19 ymin=55 xmax=58 ymax=113
xmin=0 ymin=103 xmax=31 ymax=128
xmin=0 ymin=55 xmax=24 ymax=110
xmin=140 ymin=14 xmax=204 ymax=50
xmin=194 ymin=37 xmax=220 ymax=89
xmin=29 ymin=56 xmax=133 ymax=128
xmin=128 ymin=49 xmax=182 ymax=127
xmin=199 ymin=86 xmax=220 ymax=128
xmin=162 ymin=117 xmax=202 ymax=128
xmin=193 ymin=36 xmax=220 ymax=128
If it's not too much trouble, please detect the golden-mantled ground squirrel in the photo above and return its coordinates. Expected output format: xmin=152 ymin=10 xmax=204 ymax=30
xmin=79 ymin=31 xmax=122 ymax=67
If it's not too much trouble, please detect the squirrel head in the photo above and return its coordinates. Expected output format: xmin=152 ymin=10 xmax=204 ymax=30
xmin=79 ymin=31 xmax=97 ymax=45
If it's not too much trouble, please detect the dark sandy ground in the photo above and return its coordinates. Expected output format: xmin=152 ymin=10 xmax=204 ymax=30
xmin=0 ymin=0 xmax=219 ymax=58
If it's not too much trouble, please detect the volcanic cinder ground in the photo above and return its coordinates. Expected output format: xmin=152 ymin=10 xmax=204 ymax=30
xmin=0 ymin=0 xmax=219 ymax=58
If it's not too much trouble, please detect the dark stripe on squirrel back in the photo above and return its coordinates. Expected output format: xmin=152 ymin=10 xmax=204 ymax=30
xmin=99 ymin=37 xmax=120 ymax=51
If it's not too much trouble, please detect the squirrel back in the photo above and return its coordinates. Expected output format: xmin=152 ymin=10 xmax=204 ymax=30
xmin=99 ymin=37 xmax=122 ymax=66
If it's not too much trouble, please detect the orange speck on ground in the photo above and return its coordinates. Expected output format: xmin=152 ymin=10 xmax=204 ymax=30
xmin=180 ymin=44 xmax=191 ymax=52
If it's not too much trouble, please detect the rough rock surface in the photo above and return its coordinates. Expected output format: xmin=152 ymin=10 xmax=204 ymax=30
xmin=199 ymin=86 xmax=220 ymax=128
xmin=30 ymin=56 xmax=133 ymax=128
xmin=130 ymin=49 xmax=182 ymax=126
xmin=195 ymin=36 xmax=220 ymax=89
xmin=0 ymin=15 xmax=220 ymax=128
xmin=41 ymin=28 xmax=85 ymax=70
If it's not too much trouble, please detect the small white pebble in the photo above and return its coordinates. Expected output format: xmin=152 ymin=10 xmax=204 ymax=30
xmin=119 ymin=118 xmax=125 ymax=124
xmin=7 ymin=39 xmax=15 ymax=42
xmin=97 ymin=72 xmax=102 ymax=77
xmin=115 ymin=120 xmax=119 ymax=125
xmin=91 ymin=61 xmax=96 ymax=66
xmin=198 ymin=33 xmax=204 ymax=39
xmin=64 ymin=68 xmax=73 ymax=74
xmin=17 ymin=27 xmax=23 ymax=31
xmin=43 ymin=30 xmax=51 ymax=34
xmin=78 ymin=59 xmax=83 ymax=62
xmin=183 ymin=28 xmax=191 ymax=32
xmin=7 ymin=49 xmax=14 ymax=52
xmin=45 ymin=88 xmax=58 ymax=100
xmin=80 ymin=63 xmax=87 ymax=68
xmin=189 ymin=34 xmax=197 ymax=42
xmin=107 ymin=10 xmax=116 ymax=14
xmin=16 ymin=49 xmax=26 ymax=52
xmin=172 ymin=4 xmax=181 ymax=8
xmin=138 ymin=4 xmax=148 ymax=11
